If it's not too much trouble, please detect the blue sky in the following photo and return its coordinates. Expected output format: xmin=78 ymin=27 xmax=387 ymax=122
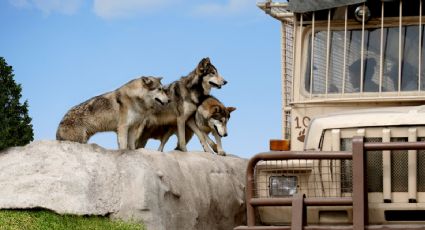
xmin=0 ymin=0 xmax=282 ymax=158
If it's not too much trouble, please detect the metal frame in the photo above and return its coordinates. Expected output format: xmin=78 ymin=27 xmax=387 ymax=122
xmin=235 ymin=137 xmax=425 ymax=230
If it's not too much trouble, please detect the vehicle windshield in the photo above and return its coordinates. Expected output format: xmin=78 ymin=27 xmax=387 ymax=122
xmin=304 ymin=24 xmax=425 ymax=94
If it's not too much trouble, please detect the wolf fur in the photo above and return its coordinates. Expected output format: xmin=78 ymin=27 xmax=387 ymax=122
xmin=56 ymin=76 xmax=169 ymax=149
xmin=141 ymin=57 xmax=227 ymax=152
xmin=136 ymin=96 xmax=236 ymax=156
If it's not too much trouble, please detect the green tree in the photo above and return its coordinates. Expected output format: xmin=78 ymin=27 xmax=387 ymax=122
xmin=0 ymin=57 xmax=33 ymax=151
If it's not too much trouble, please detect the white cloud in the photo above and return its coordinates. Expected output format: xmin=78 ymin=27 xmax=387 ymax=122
xmin=194 ymin=0 xmax=253 ymax=16
xmin=9 ymin=0 xmax=31 ymax=8
xmin=9 ymin=0 xmax=83 ymax=15
xmin=93 ymin=0 xmax=172 ymax=19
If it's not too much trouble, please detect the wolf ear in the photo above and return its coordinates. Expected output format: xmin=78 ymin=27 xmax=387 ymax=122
xmin=227 ymin=107 xmax=236 ymax=113
xmin=196 ymin=57 xmax=211 ymax=74
xmin=156 ymin=77 xmax=163 ymax=82
xmin=202 ymin=57 xmax=211 ymax=63
xmin=142 ymin=77 xmax=153 ymax=87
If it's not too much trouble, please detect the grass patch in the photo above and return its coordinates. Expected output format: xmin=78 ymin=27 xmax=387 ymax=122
xmin=0 ymin=209 xmax=144 ymax=230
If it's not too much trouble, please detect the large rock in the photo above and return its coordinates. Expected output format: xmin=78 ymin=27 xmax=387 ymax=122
xmin=0 ymin=140 xmax=247 ymax=230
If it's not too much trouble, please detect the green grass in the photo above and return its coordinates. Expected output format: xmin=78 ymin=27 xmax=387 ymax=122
xmin=0 ymin=210 xmax=144 ymax=230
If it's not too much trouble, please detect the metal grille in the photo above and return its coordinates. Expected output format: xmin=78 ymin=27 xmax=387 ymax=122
xmin=341 ymin=137 xmax=383 ymax=193
xmin=418 ymin=137 xmax=425 ymax=192
xmin=391 ymin=137 xmax=408 ymax=192
xmin=253 ymin=135 xmax=425 ymax=200
xmin=365 ymin=138 xmax=383 ymax=192
xmin=366 ymin=148 xmax=383 ymax=192
xmin=282 ymin=21 xmax=294 ymax=139
xmin=254 ymin=159 xmax=352 ymax=198
xmin=341 ymin=138 xmax=353 ymax=193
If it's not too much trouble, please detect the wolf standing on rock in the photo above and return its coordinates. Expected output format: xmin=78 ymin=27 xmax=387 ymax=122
xmin=137 ymin=96 xmax=236 ymax=155
xmin=56 ymin=76 xmax=169 ymax=149
xmin=144 ymin=57 xmax=227 ymax=152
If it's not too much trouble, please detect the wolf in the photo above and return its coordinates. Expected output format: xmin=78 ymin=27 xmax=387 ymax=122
xmin=136 ymin=96 xmax=236 ymax=156
xmin=142 ymin=57 xmax=227 ymax=152
xmin=56 ymin=76 xmax=169 ymax=149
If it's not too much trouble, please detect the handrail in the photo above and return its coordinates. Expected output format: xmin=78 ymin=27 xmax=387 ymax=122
xmin=237 ymin=136 xmax=425 ymax=230
xmin=245 ymin=151 xmax=352 ymax=226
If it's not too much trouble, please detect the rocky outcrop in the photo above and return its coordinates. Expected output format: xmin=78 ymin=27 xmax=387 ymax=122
xmin=0 ymin=141 xmax=247 ymax=230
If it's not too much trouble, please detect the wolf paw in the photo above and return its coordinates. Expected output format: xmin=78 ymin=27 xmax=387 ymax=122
xmin=217 ymin=151 xmax=226 ymax=156
xmin=174 ymin=146 xmax=187 ymax=152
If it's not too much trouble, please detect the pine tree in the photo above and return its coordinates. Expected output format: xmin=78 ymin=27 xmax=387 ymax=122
xmin=0 ymin=57 xmax=34 ymax=151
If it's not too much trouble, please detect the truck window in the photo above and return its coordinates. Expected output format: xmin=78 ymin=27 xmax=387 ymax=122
xmin=304 ymin=24 xmax=425 ymax=95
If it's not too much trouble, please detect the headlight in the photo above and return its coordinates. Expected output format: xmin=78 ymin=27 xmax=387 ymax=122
xmin=269 ymin=176 xmax=297 ymax=197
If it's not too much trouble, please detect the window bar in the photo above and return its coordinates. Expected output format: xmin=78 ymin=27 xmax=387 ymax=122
xmin=299 ymin=14 xmax=304 ymax=101
xmin=310 ymin=13 xmax=315 ymax=99
xmin=325 ymin=9 xmax=331 ymax=96
xmin=360 ymin=3 xmax=366 ymax=93
xmin=419 ymin=0 xmax=422 ymax=92
xmin=342 ymin=6 xmax=348 ymax=95
xmin=292 ymin=16 xmax=297 ymax=102
xmin=398 ymin=0 xmax=402 ymax=94
xmin=379 ymin=1 xmax=384 ymax=95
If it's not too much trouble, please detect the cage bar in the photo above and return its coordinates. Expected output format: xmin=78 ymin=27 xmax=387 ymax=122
xmin=419 ymin=0 xmax=423 ymax=92
xmin=342 ymin=6 xmax=348 ymax=95
xmin=379 ymin=1 xmax=384 ymax=95
xmin=325 ymin=9 xmax=331 ymax=96
xmin=398 ymin=0 xmax=403 ymax=94
xmin=309 ymin=13 xmax=315 ymax=99
xmin=360 ymin=3 xmax=366 ymax=93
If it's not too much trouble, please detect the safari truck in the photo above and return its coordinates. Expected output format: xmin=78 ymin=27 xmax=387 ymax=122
xmin=236 ymin=0 xmax=425 ymax=229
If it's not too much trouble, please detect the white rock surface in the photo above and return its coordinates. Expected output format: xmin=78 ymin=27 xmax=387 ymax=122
xmin=0 ymin=140 xmax=247 ymax=230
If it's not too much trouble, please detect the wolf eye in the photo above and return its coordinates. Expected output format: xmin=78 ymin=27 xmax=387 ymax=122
xmin=211 ymin=114 xmax=220 ymax=120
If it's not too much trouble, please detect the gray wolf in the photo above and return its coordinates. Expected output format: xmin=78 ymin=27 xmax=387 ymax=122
xmin=136 ymin=96 xmax=236 ymax=156
xmin=141 ymin=57 xmax=227 ymax=152
xmin=56 ymin=76 xmax=169 ymax=149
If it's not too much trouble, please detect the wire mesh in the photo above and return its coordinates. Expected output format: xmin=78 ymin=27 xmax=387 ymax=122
xmin=282 ymin=21 xmax=294 ymax=139
xmin=254 ymin=158 xmax=351 ymax=199
xmin=391 ymin=137 xmax=408 ymax=192
xmin=418 ymin=137 xmax=425 ymax=192
xmin=252 ymin=135 xmax=425 ymax=199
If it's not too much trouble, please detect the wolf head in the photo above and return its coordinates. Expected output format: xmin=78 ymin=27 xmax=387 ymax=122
xmin=189 ymin=57 xmax=227 ymax=95
xmin=208 ymin=105 xmax=236 ymax=137
xmin=142 ymin=76 xmax=169 ymax=106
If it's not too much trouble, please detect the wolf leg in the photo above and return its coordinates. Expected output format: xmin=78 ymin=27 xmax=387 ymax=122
xmin=187 ymin=119 xmax=214 ymax=154
xmin=205 ymin=135 xmax=218 ymax=153
xmin=212 ymin=131 xmax=225 ymax=156
xmin=137 ymin=138 xmax=148 ymax=149
xmin=158 ymin=129 xmax=174 ymax=152
xmin=117 ymin=125 xmax=129 ymax=149
xmin=176 ymin=117 xmax=188 ymax=152
xmin=129 ymin=120 xmax=146 ymax=150
xmin=127 ymin=126 xmax=137 ymax=150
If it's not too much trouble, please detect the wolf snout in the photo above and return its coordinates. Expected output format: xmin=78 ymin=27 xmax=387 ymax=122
xmin=155 ymin=98 xmax=168 ymax=105
xmin=218 ymin=132 xmax=228 ymax=138
xmin=223 ymin=80 xmax=228 ymax=85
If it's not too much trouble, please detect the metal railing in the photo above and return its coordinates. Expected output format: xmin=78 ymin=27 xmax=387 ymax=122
xmin=235 ymin=136 xmax=425 ymax=230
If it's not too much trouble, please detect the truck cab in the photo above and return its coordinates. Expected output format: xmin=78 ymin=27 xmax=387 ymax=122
xmin=238 ymin=0 xmax=425 ymax=228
